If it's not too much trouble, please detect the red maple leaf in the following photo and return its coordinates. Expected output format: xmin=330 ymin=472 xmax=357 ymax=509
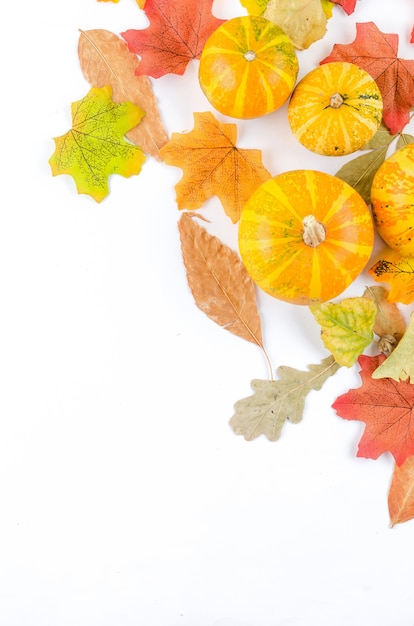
xmin=332 ymin=354 xmax=414 ymax=466
xmin=329 ymin=0 xmax=357 ymax=15
xmin=321 ymin=22 xmax=414 ymax=134
xmin=121 ymin=0 xmax=226 ymax=78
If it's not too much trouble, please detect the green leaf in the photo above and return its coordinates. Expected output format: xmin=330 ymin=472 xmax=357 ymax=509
xmin=49 ymin=85 xmax=146 ymax=202
xmin=310 ymin=297 xmax=377 ymax=367
xmin=362 ymin=121 xmax=394 ymax=149
xmin=229 ymin=356 xmax=340 ymax=441
xmin=397 ymin=133 xmax=414 ymax=149
xmin=372 ymin=312 xmax=414 ymax=382
xmin=335 ymin=145 xmax=389 ymax=204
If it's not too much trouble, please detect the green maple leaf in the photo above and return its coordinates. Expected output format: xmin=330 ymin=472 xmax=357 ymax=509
xmin=49 ymin=85 xmax=146 ymax=202
xmin=230 ymin=356 xmax=340 ymax=441
xmin=311 ymin=297 xmax=377 ymax=367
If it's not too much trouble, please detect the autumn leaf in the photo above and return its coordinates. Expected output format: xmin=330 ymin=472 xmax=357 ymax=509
xmin=264 ymin=0 xmax=327 ymax=50
xmin=335 ymin=145 xmax=389 ymax=205
xmin=160 ymin=111 xmax=271 ymax=223
xmin=332 ymin=354 xmax=414 ymax=465
xmin=49 ymin=86 xmax=146 ymax=202
xmin=78 ymin=29 xmax=168 ymax=160
xmin=310 ymin=298 xmax=377 ymax=367
xmin=121 ymin=0 xmax=226 ymax=78
xmin=362 ymin=286 xmax=405 ymax=355
xmin=329 ymin=0 xmax=356 ymax=15
xmin=178 ymin=213 xmax=273 ymax=373
xmin=321 ymin=22 xmax=414 ymax=134
xmin=388 ymin=455 xmax=414 ymax=527
xmin=369 ymin=248 xmax=414 ymax=305
xmin=239 ymin=0 xmax=268 ymax=16
xmin=230 ymin=356 xmax=340 ymax=441
xmin=372 ymin=312 xmax=414 ymax=383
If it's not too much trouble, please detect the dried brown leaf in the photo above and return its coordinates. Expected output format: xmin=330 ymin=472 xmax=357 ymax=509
xmin=178 ymin=213 xmax=266 ymax=351
xmin=389 ymin=455 xmax=414 ymax=527
xmin=78 ymin=29 xmax=168 ymax=160
xmin=363 ymin=286 xmax=406 ymax=355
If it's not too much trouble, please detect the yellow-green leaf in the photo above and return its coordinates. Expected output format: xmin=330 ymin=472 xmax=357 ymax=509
xmin=335 ymin=145 xmax=389 ymax=204
xmin=239 ymin=0 xmax=268 ymax=15
xmin=49 ymin=85 xmax=146 ymax=202
xmin=372 ymin=312 xmax=414 ymax=382
xmin=311 ymin=297 xmax=377 ymax=367
xmin=230 ymin=356 xmax=340 ymax=441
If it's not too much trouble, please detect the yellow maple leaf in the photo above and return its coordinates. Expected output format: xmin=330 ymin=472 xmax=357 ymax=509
xmin=159 ymin=111 xmax=271 ymax=223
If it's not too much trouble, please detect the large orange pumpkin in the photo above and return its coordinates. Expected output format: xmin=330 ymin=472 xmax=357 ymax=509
xmin=238 ymin=170 xmax=374 ymax=305
xmin=288 ymin=62 xmax=383 ymax=156
xmin=371 ymin=143 xmax=414 ymax=256
xmin=198 ymin=15 xmax=298 ymax=119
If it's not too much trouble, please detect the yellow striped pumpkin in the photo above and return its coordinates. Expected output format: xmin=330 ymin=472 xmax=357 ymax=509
xmin=238 ymin=170 xmax=374 ymax=305
xmin=371 ymin=144 xmax=414 ymax=256
xmin=198 ymin=15 xmax=298 ymax=119
xmin=288 ymin=62 xmax=383 ymax=156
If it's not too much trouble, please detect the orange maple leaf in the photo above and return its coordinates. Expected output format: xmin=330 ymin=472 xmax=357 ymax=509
xmin=159 ymin=111 xmax=272 ymax=223
xmin=321 ymin=22 xmax=414 ymax=134
xmin=332 ymin=354 xmax=414 ymax=466
xmin=368 ymin=248 xmax=414 ymax=305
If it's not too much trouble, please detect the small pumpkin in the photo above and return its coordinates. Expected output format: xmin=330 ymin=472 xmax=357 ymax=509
xmin=198 ymin=15 xmax=298 ymax=119
xmin=287 ymin=62 xmax=383 ymax=156
xmin=238 ymin=170 xmax=374 ymax=305
xmin=371 ymin=143 xmax=414 ymax=256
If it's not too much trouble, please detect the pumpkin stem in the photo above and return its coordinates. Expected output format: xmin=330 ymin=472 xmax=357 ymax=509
xmin=244 ymin=50 xmax=256 ymax=62
xmin=330 ymin=92 xmax=344 ymax=108
xmin=302 ymin=215 xmax=326 ymax=247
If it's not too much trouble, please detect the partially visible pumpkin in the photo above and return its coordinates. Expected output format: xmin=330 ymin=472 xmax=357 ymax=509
xmin=371 ymin=144 xmax=414 ymax=257
xmin=198 ymin=15 xmax=298 ymax=119
xmin=287 ymin=62 xmax=383 ymax=156
xmin=238 ymin=170 xmax=374 ymax=305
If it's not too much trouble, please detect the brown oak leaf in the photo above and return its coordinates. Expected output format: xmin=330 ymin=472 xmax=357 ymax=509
xmin=332 ymin=354 xmax=414 ymax=465
xmin=78 ymin=29 xmax=168 ymax=160
xmin=121 ymin=0 xmax=225 ymax=78
xmin=321 ymin=22 xmax=414 ymax=134
xmin=160 ymin=111 xmax=271 ymax=223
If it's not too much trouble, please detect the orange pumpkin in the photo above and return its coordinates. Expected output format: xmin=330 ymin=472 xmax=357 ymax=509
xmin=288 ymin=62 xmax=383 ymax=156
xmin=198 ymin=15 xmax=298 ymax=119
xmin=238 ymin=170 xmax=374 ymax=305
xmin=371 ymin=144 xmax=414 ymax=256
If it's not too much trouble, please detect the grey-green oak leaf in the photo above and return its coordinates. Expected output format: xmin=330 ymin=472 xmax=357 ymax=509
xmin=229 ymin=356 xmax=340 ymax=441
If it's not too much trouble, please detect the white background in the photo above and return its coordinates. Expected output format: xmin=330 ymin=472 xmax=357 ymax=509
xmin=2 ymin=1 xmax=414 ymax=624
